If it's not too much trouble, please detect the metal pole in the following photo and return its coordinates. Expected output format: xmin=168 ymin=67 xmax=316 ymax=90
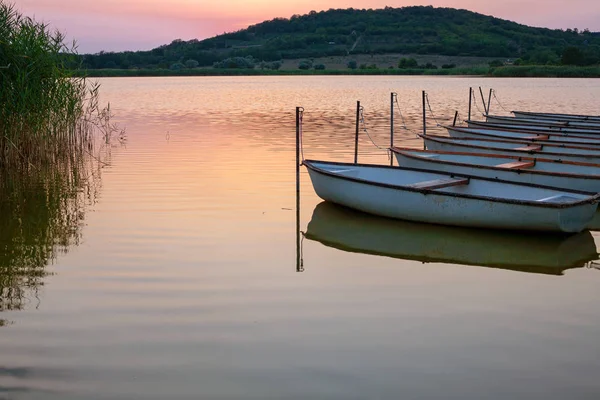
xmin=452 ymin=110 xmax=459 ymax=126
xmin=296 ymin=107 xmax=300 ymax=195
xmin=296 ymin=172 xmax=302 ymax=272
xmin=390 ymin=92 xmax=395 ymax=166
xmin=479 ymin=87 xmax=487 ymax=117
xmin=468 ymin=87 xmax=472 ymax=121
xmin=422 ymin=91 xmax=426 ymax=150
xmin=354 ymin=101 xmax=360 ymax=164
xmin=487 ymin=88 xmax=493 ymax=115
xmin=295 ymin=106 xmax=303 ymax=273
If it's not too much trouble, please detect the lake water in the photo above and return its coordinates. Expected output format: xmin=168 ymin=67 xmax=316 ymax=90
xmin=2 ymin=76 xmax=600 ymax=399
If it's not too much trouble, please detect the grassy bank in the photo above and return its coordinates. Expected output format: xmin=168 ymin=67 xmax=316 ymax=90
xmin=75 ymin=65 xmax=600 ymax=78
xmin=77 ymin=66 xmax=491 ymax=78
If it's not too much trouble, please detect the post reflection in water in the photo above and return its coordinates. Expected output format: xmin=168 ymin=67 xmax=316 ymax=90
xmin=303 ymin=201 xmax=599 ymax=275
xmin=0 ymin=157 xmax=104 ymax=326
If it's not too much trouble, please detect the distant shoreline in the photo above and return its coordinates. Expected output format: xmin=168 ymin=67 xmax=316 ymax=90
xmin=75 ymin=66 xmax=600 ymax=78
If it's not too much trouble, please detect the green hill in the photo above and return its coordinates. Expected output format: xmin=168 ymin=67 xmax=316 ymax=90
xmin=81 ymin=6 xmax=600 ymax=70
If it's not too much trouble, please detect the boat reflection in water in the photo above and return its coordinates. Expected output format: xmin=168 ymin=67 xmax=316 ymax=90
xmin=305 ymin=202 xmax=599 ymax=275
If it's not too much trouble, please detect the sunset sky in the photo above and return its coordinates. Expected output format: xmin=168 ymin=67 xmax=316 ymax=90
xmin=17 ymin=0 xmax=600 ymax=54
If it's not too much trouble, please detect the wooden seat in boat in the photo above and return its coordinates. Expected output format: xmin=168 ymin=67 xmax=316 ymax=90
xmin=495 ymin=161 xmax=535 ymax=169
xmin=514 ymin=144 xmax=542 ymax=151
xmin=408 ymin=177 xmax=469 ymax=190
xmin=523 ymin=135 xmax=549 ymax=140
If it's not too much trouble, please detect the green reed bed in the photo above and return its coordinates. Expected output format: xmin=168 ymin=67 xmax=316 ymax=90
xmin=0 ymin=2 xmax=117 ymax=169
xmin=1 ymin=2 xmax=119 ymax=324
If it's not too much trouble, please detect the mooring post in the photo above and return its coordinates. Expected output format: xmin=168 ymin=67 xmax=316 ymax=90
xmin=487 ymin=88 xmax=493 ymax=115
xmin=296 ymin=107 xmax=300 ymax=195
xmin=453 ymin=110 xmax=459 ymax=126
xmin=422 ymin=91 xmax=427 ymax=150
xmin=479 ymin=87 xmax=487 ymax=118
xmin=468 ymin=87 xmax=472 ymax=121
xmin=390 ymin=92 xmax=395 ymax=166
xmin=295 ymin=106 xmax=303 ymax=273
xmin=354 ymin=100 xmax=360 ymax=164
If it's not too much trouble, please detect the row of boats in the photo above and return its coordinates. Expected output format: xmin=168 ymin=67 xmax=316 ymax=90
xmin=303 ymin=108 xmax=600 ymax=234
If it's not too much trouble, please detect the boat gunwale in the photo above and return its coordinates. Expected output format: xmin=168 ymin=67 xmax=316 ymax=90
xmin=421 ymin=134 xmax=600 ymax=160
xmin=303 ymin=159 xmax=600 ymax=209
xmin=390 ymin=147 xmax=600 ymax=181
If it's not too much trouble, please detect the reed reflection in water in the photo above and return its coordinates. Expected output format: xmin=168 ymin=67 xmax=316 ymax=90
xmin=0 ymin=149 xmax=106 ymax=327
xmin=304 ymin=202 xmax=599 ymax=275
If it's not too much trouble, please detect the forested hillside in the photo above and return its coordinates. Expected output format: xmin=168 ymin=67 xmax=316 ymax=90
xmin=81 ymin=6 xmax=600 ymax=70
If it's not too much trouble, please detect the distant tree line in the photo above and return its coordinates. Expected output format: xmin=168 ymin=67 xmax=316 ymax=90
xmin=77 ymin=6 xmax=600 ymax=70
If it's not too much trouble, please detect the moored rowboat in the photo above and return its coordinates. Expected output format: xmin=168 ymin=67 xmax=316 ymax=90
xmin=390 ymin=147 xmax=600 ymax=192
xmin=513 ymin=110 xmax=600 ymax=123
xmin=446 ymin=125 xmax=600 ymax=145
xmin=485 ymin=114 xmax=600 ymax=129
xmin=421 ymin=134 xmax=600 ymax=164
xmin=306 ymin=201 xmax=599 ymax=274
xmin=467 ymin=120 xmax=600 ymax=136
xmin=303 ymin=159 xmax=599 ymax=233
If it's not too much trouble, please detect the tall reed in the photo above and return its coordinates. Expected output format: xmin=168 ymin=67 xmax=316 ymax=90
xmin=0 ymin=1 xmax=118 ymax=169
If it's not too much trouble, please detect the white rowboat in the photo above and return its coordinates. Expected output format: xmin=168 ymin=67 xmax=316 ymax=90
xmin=446 ymin=125 xmax=600 ymax=145
xmin=390 ymin=147 xmax=600 ymax=192
xmin=303 ymin=159 xmax=599 ymax=233
xmin=485 ymin=114 xmax=600 ymax=129
xmin=513 ymin=110 xmax=600 ymax=123
xmin=422 ymin=134 xmax=600 ymax=164
xmin=467 ymin=120 xmax=600 ymax=136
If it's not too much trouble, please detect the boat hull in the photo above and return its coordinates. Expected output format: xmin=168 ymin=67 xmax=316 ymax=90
xmin=487 ymin=114 xmax=600 ymax=129
xmin=513 ymin=110 xmax=600 ymax=123
xmin=392 ymin=148 xmax=600 ymax=193
xmin=304 ymin=160 xmax=598 ymax=233
xmin=449 ymin=125 xmax=600 ymax=145
xmin=468 ymin=120 xmax=600 ymax=136
xmin=423 ymin=134 xmax=600 ymax=164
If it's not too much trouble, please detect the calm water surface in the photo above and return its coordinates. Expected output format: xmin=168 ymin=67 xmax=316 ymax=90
xmin=2 ymin=76 xmax=600 ymax=399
